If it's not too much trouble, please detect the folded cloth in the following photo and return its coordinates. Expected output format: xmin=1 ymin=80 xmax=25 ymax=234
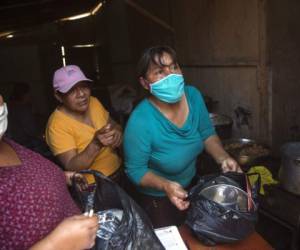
xmin=247 ymin=166 xmax=278 ymax=195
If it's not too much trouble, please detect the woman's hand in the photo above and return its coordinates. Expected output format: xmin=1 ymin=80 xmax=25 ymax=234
xmin=51 ymin=215 xmax=98 ymax=250
xmin=204 ymin=135 xmax=243 ymax=173
xmin=30 ymin=215 xmax=99 ymax=250
xmin=64 ymin=172 xmax=88 ymax=191
xmin=221 ymin=157 xmax=243 ymax=173
xmin=104 ymin=122 xmax=122 ymax=149
xmin=64 ymin=171 xmax=76 ymax=186
xmin=140 ymin=172 xmax=190 ymax=210
xmin=163 ymin=181 xmax=190 ymax=210
xmin=94 ymin=122 xmax=122 ymax=149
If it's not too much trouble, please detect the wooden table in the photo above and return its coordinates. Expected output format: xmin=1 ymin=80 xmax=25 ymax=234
xmin=179 ymin=225 xmax=273 ymax=250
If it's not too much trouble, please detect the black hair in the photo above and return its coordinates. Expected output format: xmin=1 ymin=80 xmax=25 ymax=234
xmin=137 ymin=46 xmax=178 ymax=78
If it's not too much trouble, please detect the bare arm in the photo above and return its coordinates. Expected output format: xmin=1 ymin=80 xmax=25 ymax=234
xmin=204 ymin=135 xmax=230 ymax=164
xmin=204 ymin=134 xmax=242 ymax=172
xmin=57 ymin=117 xmax=122 ymax=171
xmin=30 ymin=215 xmax=98 ymax=250
xmin=57 ymin=139 xmax=102 ymax=171
xmin=140 ymin=172 xmax=189 ymax=210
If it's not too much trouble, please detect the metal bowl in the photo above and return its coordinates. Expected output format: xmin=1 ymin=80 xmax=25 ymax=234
xmin=223 ymin=138 xmax=270 ymax=167
xmin=199 ymin=184 xmax=256 ymax=212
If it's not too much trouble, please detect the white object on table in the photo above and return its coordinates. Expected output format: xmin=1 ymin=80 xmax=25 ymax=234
xmin=155 ymin=226 xmax=188 ymax=250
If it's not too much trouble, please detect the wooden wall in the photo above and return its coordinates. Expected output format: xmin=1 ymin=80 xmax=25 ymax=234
xmin=104 ymin=0 xmax=270 ymax=143
xmin=1 ymin=0 xmax=299 ymax=154
xmin=267 ymin=0 xmax=300 ymax=153
xmin=171 ymin=0 xmax=269 ymax=141
xmin=105 ymin=0 xmax=174 ymax=97
xmin=0 ymin=44 xmax=45 ymax=113
xmin=106 ymin=0 xmax=300 ymax=153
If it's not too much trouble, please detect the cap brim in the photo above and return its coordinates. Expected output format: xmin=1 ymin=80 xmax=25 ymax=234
xmin=58 ymin=78 xmax=93 ymax=93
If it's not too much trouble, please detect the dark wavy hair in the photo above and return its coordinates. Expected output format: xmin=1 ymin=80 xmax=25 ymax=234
xmin=137 ymin=46 xmax=178 ymax=78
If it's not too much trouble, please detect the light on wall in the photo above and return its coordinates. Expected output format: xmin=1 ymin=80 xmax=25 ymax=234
xmin=0 ymin=31 xmax=14 ymax=39
xmin=91 ymin=2 xmax=103 ymax=15
xmin=61 ymin=46 xmax=66 ymax=66
xmin=60 ymin=1 xmax=103 ymax=21
xmin=72 ymin=44 xmax=97 ymax=48
xmin=60 ymin=12 xmax=91 ymax=21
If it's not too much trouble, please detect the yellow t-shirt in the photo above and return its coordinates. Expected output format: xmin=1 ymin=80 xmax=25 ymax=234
xmin=46 ymin=96 xmax=121 ymax=183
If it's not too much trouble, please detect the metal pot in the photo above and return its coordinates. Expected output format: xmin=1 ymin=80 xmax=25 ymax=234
xmin=199 ymin=184 xmax=256 ymax=212
xmin=279 ymin=142 xmax=300 ymax=195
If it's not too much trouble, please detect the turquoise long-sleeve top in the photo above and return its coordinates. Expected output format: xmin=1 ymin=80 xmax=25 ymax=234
xmin=123 ymin=85 xmax=216 ymax=196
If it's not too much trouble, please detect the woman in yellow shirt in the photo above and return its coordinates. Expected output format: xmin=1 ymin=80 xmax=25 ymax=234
xmin=46 ymin=65 xmax=122 ymax=183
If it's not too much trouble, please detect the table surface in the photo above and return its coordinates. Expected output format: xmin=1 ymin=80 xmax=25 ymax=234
xmin=179 ymin=225 xmax=273 ymax=250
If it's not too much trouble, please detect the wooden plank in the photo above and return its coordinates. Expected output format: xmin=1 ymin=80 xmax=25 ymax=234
xmin=256 ymin=0 xmax=270 ymax=144
xmin=124 ymin=0 xmax=174 ymax=33
xmin=183 ymin=67 xmax=260 ymax=139
xmin=172 ymin=0 xmax=259 ymax=65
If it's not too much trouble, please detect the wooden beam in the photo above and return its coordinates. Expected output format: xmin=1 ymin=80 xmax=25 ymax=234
xmin=124 ymin=0 xmax=175 ymax=33
xmin=257 ymin=0 xmax=270 ymax=145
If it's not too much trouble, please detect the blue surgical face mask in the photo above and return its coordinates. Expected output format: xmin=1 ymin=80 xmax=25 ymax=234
xmin=149 ymin=74 xmax=185 ymax=103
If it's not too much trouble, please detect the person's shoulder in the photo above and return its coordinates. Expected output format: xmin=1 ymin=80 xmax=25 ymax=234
xmin=46 ymin=109 xmax=70 ymax=131
xmin=89 ymin=96 xmax=106 ymax=112
xmin=4 ymin=137 xmax=42 ymax=159
xmin=130 ymin=99 xmax=150 ymax=115
xmin=47 ymin=109 xmax=61 ymax=125
xmin=3 ymin=137 xmax=22 ymax=150
xmin=185 ymin=85 xmax=202 ymax=95
xmin=90 ymin=96 xmax=101 ymax=106
xmin=125 ymin=99 xmax=152 ymax=128
xmin=185 ymin=85 xmax=204 ymax=101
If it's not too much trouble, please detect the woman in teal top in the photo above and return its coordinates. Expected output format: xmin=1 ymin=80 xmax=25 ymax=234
xmin=123 ymin=46 xmax=241 ymax=227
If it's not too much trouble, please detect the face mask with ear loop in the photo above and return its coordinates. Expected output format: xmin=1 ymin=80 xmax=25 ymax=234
xmin=149 ymin=74 xmax=185 ymax=103
xmin=0 ymin=103 xmax=8 ymax=140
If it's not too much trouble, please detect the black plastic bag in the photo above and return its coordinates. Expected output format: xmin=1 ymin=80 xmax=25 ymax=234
xmin=185 ymin=172 xmax=258 ymax=246
xmin=72 ymin=170 xmax=165 ymax=250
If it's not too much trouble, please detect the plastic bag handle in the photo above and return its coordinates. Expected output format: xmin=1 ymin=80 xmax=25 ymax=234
xmin=245 ymin=175 xmax=253 ymax=211
xmin=246 ymin=172 xmax=261 ymax=190
xmin=71 ymin=169 xmax=115 ymax=212
xmin=78 ymin=169 xmax=108 ymax=179
xmin=245 ymin=172 xmax=261 ymax=211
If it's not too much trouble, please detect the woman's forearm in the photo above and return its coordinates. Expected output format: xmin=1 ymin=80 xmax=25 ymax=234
xmin=139 ymin=171 xmax=189 ymax=210
xmin=62 ymin=140 xmax=102 ymax=171
xmin=204 ymin=135 xmax=230 ymax=164
xmin=139 ymin=171 xmax=170 ymax=192
xmin=30 ymin=234 xmax=56 ymax=250
xmin=68 ymin=143 xmax=101 ymax=171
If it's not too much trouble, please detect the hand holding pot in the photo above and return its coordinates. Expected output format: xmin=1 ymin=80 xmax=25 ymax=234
xmin=221 ymin=157 xmax=243 ymax=173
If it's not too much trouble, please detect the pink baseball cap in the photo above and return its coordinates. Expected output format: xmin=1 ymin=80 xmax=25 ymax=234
xmin=53 ymin=65 xmax=92 ymax=93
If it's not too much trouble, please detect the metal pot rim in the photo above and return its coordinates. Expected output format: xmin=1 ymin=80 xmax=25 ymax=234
xmin=199 ymin=184 xmax=257 ymax=211
xmin=281 ymin=142 xmax=300 ymax=158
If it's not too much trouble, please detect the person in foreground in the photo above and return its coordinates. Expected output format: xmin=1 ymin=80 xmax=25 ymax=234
xmin=46 ymin=65 xmax=122 ymax=184
xmin=123 ymin=46 xmax=242 ymax=228
xmin=0 ymin=95 xmax=98 ymax=250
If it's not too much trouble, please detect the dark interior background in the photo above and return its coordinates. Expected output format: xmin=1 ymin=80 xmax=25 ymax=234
xmin=0 ymin=0 xmax=300 ymax=156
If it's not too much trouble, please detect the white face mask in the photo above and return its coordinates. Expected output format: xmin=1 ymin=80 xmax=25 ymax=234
xmin=0 ymin=103 xmax=8 ymax=140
